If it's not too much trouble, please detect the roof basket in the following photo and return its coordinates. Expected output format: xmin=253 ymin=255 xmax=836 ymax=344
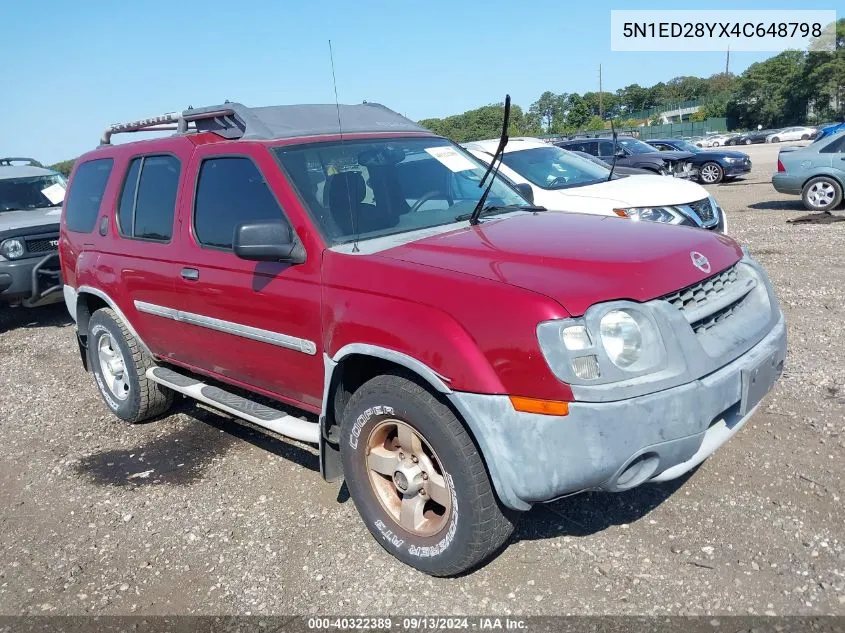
xmin=0 ymin=157 xmax=44 ymax=167
xmin=99 ymin=104 xmax=248 ymax=145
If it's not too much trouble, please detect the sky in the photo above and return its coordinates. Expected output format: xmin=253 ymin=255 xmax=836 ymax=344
xmin=1 ymin=0 xmax=830 ymax=164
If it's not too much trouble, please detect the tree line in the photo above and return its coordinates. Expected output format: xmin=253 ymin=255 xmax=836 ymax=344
xmin=419 ymin=19 xmax=844 ymax=142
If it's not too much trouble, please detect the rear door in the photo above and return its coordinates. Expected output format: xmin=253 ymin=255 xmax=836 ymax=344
xmin=171 ymin=143 xmax=324 ymax=412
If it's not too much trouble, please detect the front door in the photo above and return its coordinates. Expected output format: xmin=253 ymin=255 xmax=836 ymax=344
xmin=170 ymin=144 xmax=324 ymax=412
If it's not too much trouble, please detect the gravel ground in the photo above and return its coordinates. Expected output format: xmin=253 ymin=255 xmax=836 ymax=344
xmin=0 ymin=142 xmax=843 ymax=617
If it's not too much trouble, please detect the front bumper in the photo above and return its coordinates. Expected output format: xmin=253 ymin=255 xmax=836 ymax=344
xmin=724 ymin=162 xmax=751 ymax=177
xmin=0 ymin=253 xmax=63 ymax=306
xmin=448 ymin=314 xmax=787 ymax=511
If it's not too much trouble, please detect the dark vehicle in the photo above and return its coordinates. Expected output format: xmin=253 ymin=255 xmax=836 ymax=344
xmin=728 ymin=130 xmax=780 ymax=146
xmin=568 ymin=150 xmax=655 ymax=176
xmin=646 ymin=139 xmax=751 ymax=184
xmin=0 ymin=157 xmax=65 ymax=308
xmin=556 ymin=137 xmax=695 ymax=178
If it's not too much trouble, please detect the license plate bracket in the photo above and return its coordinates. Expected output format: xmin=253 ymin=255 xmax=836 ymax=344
xmin=739 ymin=351 xmax=782 ymax=415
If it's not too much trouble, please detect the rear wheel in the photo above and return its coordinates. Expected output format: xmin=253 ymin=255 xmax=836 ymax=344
xmin=802 ymin=177 xmax=843 ymax=211
xmin=771 ymin=136 xmax=780 ymax=143
xmin=744 ymin=138 xmax=752 ymax=145
xmin=801 ymin=134 xmax=809 ymax=140
xmin=87 ymin=308 xmax=173 ymax=423
xmin=700 ymin=161 xmax=724 ymax=184
xmin=340 ymin=373 xmax=515 ymax=576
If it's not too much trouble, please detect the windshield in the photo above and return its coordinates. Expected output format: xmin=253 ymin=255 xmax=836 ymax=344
xmin=666 ymin=140 xmax=701 ymax=153
xmin=500 ymin=146 xmax=609 ymax=189
xmin=0 ymin=173 xmax=66 ymax=212
xmin=275 ymin=137 xmax=529 ymax=244
xmin=617 ymin=137 xmax=658 ymax=154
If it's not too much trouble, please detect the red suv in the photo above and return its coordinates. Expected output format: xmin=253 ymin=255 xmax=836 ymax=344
xmin=60 ymin=102 xmax=786 ymax=576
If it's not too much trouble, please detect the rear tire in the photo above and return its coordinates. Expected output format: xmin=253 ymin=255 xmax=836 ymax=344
xmin=340 ymin=373 xmax=515 ymax=576
xmin=801 ymin=177 xmax=843 ymax=211
xmin=744 ymin=139 xmax=752 ymax=145
xmin=771 ymin=136 xmax=780 ymax=143
xmin=87 ymin=308 xmax=173 ymax=423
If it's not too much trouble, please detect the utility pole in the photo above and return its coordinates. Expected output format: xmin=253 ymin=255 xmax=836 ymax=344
xmin=725 ymin=47 xmax=730 ymax=75
xmin=599 ymin=64 xmax=603 ymax=118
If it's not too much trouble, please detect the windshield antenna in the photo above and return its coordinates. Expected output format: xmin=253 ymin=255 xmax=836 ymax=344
xmin=329 ymin=39 xmax=359 ymax=252
xmin=607 ymin=118 xmax=618 ymax=182
xmin=469 ymin=94 xmax=511 ymax=226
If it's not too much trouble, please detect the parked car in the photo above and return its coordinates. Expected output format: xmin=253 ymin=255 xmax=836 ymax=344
xmin=646 ymin=139 xmax=751 ymax=184
xmin=0 ymin=157 xmax=65 ymax=308
xmin=810 ymin=121 xmax=845 ymax=144
xmin=766 ymin=127 xmax=817 ymax=143
xmin=568 ymin=150 xmax=655 ymax=176
xmin=772 ymin=130 xmax=845 ymax=211
xmin=463 ymin=138 xmax=724 ymax=231
xmin=731 ymin=129 xmax=780 ymax=145
xmin=61 ymin=101 xmax=785 ymax=576
xmin=556 ymin=136 xmax=696 ymax=177
xmin=699 ymin=134 xmax=732 ymax=148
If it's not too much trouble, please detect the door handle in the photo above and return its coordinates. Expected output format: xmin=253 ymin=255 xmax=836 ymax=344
xmin=181 ymin=267 xmax=199 ymax=281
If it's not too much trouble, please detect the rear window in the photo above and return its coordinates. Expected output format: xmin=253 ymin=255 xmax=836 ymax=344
xmin=117 ymin=155 xmax=180 ymax=241
xmin=65 ymin=158 xmax=114 ymax=233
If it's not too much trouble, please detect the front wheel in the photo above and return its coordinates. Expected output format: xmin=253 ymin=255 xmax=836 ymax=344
xmin=802 ymin=177 xmax=843 ymax=211
xmin=340 ymin=373 xmax=515 ymax=576
xmin=699 ymin=161 xmax=724 ymax=184
xmin=744 ymin=139 xmax=752 ymax=145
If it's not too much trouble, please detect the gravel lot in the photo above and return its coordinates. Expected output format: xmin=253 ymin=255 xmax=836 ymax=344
xmin=0 ymin=141 xmax=843 ymax=617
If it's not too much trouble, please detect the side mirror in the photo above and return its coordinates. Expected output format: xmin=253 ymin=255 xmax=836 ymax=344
xmin=513 ymin=182 xmax=534 ymax=204
xmin=615 ymin=149 xmax=626 ymax=158
xmin=233 ymin=221 xmax=306 ymax=263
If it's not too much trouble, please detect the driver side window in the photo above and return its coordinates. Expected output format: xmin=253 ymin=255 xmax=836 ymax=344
xmin=596 ymin=141 xmax=615 ymax=158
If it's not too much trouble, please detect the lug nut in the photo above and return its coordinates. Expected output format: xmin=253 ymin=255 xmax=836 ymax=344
xmin=422 ymin=472 xmax=428 ymax=480
xmin=411 ymin=455 xmax=419 ymax=463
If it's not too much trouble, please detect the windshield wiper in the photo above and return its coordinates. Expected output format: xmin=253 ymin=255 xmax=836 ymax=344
xmin=455 ymin=204 xmax=546 ymax=222
xmin=469 ymin=95 xmax=511 ymax=226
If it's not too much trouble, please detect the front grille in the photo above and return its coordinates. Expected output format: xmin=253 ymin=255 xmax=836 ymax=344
xmin=662 ymin=265 xmax=739 ymax=314
xmin=689 ymin=198 xmax=715 ymax=223
xmin=25 ymin=236 xmax=59 ymax=254
xmin=689 ymin=295 xmax=746 ymax=335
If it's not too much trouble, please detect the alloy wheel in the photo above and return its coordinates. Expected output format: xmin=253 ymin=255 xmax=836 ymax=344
xmin=700 ymin=163 xmax=722 ymax=184
xmin=97 ymin=333 xmax=130 ymax=401
xmin=365 ymin=419 xmax=452 ymax=536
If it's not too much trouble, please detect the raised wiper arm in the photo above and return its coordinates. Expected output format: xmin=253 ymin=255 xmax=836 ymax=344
xmin=469 ymin=95 xmax=511 ymax=226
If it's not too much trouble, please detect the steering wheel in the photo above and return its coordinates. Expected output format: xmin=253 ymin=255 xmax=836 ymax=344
xmin=409 ymin=190 xmax=446 ymax=213
xmin=547 ymin=176 xmax=569 ymax=188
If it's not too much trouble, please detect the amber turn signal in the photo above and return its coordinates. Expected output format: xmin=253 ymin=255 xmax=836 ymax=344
xmin=509 ymin=396 xmax=569 ymax=416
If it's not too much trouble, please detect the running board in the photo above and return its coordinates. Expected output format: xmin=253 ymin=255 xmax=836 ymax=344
xmin=146 ymin=367 xmax=319 ymax=444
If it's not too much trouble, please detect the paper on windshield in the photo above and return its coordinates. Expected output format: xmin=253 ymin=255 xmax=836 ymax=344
xmin=424 ymin=146 xmax=476 ymax=173
xmin=41 ymin=183 xmax=66 ymax=206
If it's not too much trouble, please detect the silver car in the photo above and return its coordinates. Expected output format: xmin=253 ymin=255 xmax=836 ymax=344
xmin=0 ymin=158 xmax=65 ymax=307
xmin=772 ymin=131 xmax=845 ymax=211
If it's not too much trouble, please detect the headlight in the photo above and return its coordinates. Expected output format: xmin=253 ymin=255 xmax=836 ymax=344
xmin=0 ymin=238 xmax=24 ymax=259
xmin=599 ymin=309 xmax=662 ymax=370
xmin=613 ymin=206 xmax=684 ymax=224
xmin=537 ymin=305 xmax=667 ymax=385
xmin=723 ymin=157 xmax=739 ymax=163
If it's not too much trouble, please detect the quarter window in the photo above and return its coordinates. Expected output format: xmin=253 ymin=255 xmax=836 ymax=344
xmin=194 ymin=157 xmax=288 ymax=250
xmin=117 ymin=155 xmax=180 ymax=241
xmin=65 ymin=158 xmax=114 ymax=233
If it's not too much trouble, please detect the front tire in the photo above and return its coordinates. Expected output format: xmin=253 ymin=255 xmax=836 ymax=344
xmin=87 ymin=308 xmax=173 ymax=423
xmin=340 ymin=373 xmax=515 ymax=576
xmin=700 ymin=161 xmax=724 ymax=184
xmin=771 ymin=136 xmax=780 ymax=143
xmin=801 ymin=177 xmax=843 ymax=211
xmin=744 ymin=138 xmax=752 ymax=145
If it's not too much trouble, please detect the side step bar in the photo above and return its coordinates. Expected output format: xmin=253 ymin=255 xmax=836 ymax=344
xmin=146 ymin=367 xmax=319 ymax=444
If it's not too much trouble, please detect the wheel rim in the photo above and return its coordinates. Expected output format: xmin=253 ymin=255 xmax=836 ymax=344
xmin=98 ymin=334 xmax=130 ymax=401
xmin=365 ymin=419 xmax=452 ymax=537
xmin=807 ymin=181 xmax=836 ymax=208
xmin=701 ymin=163 xmax=721 ymax=183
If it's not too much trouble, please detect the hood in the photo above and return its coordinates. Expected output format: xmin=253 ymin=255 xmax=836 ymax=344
xmin=378 ymin=212 xmax=742 ymax=316
xmin=640 ymin=150 xmax=694 ymax=162
xmin=549 ymin=174 xmax=709 ymax=208
xmin=695 ymin=150 xmax=748 ymax=160
xmin=0 ymin=207 xmax=62 ymax=232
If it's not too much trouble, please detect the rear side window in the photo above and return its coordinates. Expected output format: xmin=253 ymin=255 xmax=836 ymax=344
xmin=194 ymin=157 xmax=288 ymax=250
xmin=820 ymin=136 xmax=845 ymax=153
xmin=65 ymin=158 xmax=114 ymax=233
xmin=117 ymin=155 xmax=180 ymax=241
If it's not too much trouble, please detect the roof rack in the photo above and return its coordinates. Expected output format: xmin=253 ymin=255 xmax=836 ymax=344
xmin=99 ymin=101 xmax=426 ymax=146
xmin=0 ymin=157 xmax=45 ymax=167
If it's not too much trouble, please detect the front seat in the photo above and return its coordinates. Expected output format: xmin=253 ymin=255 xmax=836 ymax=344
xmin=324 ymin=171 xmax=380 ymax=236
